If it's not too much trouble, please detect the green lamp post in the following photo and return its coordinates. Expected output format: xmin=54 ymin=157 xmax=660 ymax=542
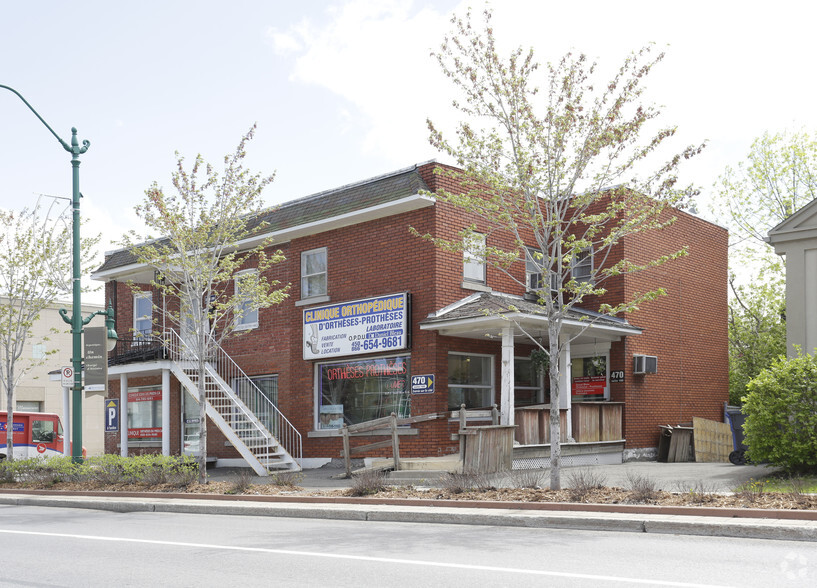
xmin=1 ymin=84 xmax=116 ymax=462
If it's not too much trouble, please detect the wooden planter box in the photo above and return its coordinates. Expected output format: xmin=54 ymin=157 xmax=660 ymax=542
xmin=462 ymin=425 xmax=515 ymax=473
xmin=572 ymin=402 xmax=624 ymax=443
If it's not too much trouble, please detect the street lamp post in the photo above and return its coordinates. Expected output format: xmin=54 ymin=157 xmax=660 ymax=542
xmin=1 ymin=84 xmax=115 ymax=462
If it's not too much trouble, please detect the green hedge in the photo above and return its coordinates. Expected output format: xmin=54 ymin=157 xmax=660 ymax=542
xmin=743 ymin=353 xmax=817 ymax=472
xmin=0 ymin=454 xmax=198 ymax=487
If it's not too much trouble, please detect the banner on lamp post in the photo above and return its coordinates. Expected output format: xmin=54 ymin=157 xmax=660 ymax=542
xmin=84 ymin=326 xmax=108 ymax=392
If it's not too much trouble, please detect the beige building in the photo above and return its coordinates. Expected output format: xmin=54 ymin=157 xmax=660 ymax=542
xmin=0 ymin=298 xmax=107 ymax=456
xmin=767 ymin=198 xmax=817 ymax=357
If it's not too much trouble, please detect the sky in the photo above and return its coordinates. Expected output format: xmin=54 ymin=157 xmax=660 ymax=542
xmin=2 ymin=0 xmax=817 ymax=303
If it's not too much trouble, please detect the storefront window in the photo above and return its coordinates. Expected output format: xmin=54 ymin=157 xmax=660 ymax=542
xmin=127 ymin=389 xmax=162 ymax=439
xmin=318 ymin=356 xmax=410 ymax=429
xmin=448 ymin=353 xmax=493 ymax=410
xmin=233 ymin=375 xmax=278 ymax=435
xmin=182 ymin=389 xmax=200 ymax=456
xmin=571 ymin=355 xmax=608 ymax=401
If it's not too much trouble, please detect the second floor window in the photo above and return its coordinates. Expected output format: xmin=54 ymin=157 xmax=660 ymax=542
xmin=301 ymin=247 xmax=328 ymax=299
xmin=463 ymin=232 xmax=486 ymax=283
xmin=234 ymin=270 xmax=259 ymax=330
xmin=133 ymin=291 xmax=152 ymax=337
xmin=572 ymin=248 xmax=593 ymax=283
xmin=525 ymin=248 xmax=557 ymax=293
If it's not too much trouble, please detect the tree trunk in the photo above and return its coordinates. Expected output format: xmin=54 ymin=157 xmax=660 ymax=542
xmin=197 ymin=353 xmax=208 ymax=484
xmin=5 ymin=364 xmax=14 ymax=462
xmin=548 ymin=324 xmax=561 ymax=490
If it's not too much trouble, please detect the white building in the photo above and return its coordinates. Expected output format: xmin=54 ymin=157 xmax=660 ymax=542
xmin=0 ymin=298 xmax=107 ymax=456
xmin=767 ymin=198 xmax=817 ymax=356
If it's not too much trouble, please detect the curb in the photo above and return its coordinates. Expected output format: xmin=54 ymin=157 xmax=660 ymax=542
xmin=2 ymin=491 xmax=816 ymax=542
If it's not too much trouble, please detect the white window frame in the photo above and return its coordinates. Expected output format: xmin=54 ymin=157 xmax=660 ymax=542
xmin=570 ymin=352 xmax=610 ymax=401
xmin=133 ymin=291 xmax=152 ymax=338
xmin=514 ymin=355 xmax=545 ymax=406
xmin=571 ymin=247 xmax=594 ymax=283
xmin=234 ymin=269 xmax=259 ymax=330
xmin=301 ymin=247 xmax=328 ymax=300
xmin=447 ymin=351 xmax=495 ymax=412
xmin=31 ymin=343 xmax=47 ymax=360
xmin=463 ymin=232 xmax=486 ymax=284
xmin=313 ymin=354 xmax=411 ymax=431
xmin=525 ymin=247 xmax=558 ymax=293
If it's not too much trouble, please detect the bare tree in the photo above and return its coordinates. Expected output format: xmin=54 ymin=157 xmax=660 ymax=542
xmin=122 ymin=126 xmax=289 ymax=482
xmin=421 ymin=10 xmax=703 ymax=488
xmin=0 ymin=202 xmax=98 ymax=460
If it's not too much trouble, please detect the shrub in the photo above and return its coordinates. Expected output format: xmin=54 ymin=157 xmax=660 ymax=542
xmin=742 ymin=353 xmax=817 ymax=472
xmin=439 ymin=470 xmax=495 ymax=494
xmin=624 ymin=471 xmax=659 ymax=503
xmin=227 ymin=469 xmax=256 ymax=494
xmin=565 ymin=468 xmax=608 ymax=502
xmin=508 ymin=468 xmax=547 ymax=489
xmin=271 ymin=470 xmax=304 ymax=488
xmin=349 ymin=468 xmax=387 ymax=496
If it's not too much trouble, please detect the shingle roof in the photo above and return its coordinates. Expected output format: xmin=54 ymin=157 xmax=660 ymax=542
xmin=96 ymin=164 xmax=431 ymax=274
xmin=421 ymin=291 xmax=639 ymax=332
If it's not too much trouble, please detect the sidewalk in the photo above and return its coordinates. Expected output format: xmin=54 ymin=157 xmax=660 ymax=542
xmin=2 ymin=462 xmax=815 ymax=542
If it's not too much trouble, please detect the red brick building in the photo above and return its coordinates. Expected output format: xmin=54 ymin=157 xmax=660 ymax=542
xmin=92 ymin=161 xmax=728 ymax=471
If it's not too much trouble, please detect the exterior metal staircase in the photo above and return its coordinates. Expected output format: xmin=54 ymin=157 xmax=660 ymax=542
xmin=164 ymin=329 xmax=301 ymax=475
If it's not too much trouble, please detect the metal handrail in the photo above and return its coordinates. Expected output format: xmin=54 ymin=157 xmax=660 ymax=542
xmin=163 ymin=328 xmax=302 ymax=468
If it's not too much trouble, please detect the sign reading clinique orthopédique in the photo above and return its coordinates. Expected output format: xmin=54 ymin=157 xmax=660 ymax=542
xmin=303 ymin=293 xmax=408 ymax=360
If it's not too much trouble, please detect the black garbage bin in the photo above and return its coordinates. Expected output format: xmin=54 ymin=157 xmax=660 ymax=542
xmin=725 ymin=407 xmax=748 ymax=465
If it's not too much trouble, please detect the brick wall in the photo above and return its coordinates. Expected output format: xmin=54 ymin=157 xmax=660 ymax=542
xmin=102 ymin=164 xmax=728 ymax=460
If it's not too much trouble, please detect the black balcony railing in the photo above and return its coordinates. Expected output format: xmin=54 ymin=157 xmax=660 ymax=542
xmin=108 ymin=335 xmax=168 ymax=366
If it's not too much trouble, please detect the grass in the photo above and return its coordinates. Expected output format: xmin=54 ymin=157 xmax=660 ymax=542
xmin=761 ymin=474 xmax=817 ymax=493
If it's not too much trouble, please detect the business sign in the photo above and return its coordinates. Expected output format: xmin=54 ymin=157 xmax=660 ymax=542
xmin=411 ymin=374 xmax=434 ymax=395
xmin=572 ymin=375 xmax=607 ymax=396
xmin=84 ymin=327 xmax=108 ymax=392
xmin=105 ymin=399 xmax=119 ymax=433
xmin=128 ymin=389 xmax=162 ymax=439
xmin=303 ymin=293 xmax=409 ymax=360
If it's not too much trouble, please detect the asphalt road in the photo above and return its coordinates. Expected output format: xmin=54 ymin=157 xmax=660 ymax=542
xmin=0 ymin=505 xmax=812 ymax=587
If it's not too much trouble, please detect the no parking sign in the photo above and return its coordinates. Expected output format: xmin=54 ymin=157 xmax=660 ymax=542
xmin=61 ymin=366 xmax=74 ymax=387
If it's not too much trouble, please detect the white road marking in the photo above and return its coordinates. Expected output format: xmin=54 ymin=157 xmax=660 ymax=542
xmin=0 ymin=528 xmax=731 ymax=588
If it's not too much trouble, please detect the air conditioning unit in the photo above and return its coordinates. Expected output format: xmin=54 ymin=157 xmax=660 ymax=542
xmin=633 ymin=354 xmax=657 ymax=374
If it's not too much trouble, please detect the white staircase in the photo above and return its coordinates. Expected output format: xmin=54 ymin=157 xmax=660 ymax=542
xmin=165 ymin=329 xmax=301 ymax=475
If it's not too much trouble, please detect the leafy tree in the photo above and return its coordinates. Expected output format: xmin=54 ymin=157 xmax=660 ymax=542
xmin=422 ymin=10 xmax=702 ymax=489
xmin=743 ymin=353 xmax=817 ymax=472
xmin=728 ymin=277 xmax=786 ymax=405
xmin=712 ymin=131 xmax=815 ymax=401
xmin=714 ymin=130 xmax=817 ymax=277
xmin=0 ymin=202 xmax=98 ymax=461
xmin=122 ymin=126 xmax=288 ymax=483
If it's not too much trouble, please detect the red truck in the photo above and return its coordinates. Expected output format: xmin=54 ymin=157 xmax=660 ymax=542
xmin=0 ymin=411 xmax=77 ymax=460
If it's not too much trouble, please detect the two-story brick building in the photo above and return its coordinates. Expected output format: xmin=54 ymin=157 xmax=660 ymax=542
xmin=92 ymin=161 xmax=728 ymax=471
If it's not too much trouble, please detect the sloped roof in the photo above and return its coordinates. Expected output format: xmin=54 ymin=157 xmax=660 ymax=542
xmin=766 ymin=197 xmax=817 ymax=250
xmin=421 ymin=291 xmax=641 ymax=341
xmin=95 ymin=164 xmax=432 ymax=274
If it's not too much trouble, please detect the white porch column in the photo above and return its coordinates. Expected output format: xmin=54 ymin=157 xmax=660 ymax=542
xmin=500 ymin=326 xmax=515 ymax=426
xmin=162 ymin=369 xmax=171 ymax=456
xmin=558 ymin=336 xmax=572 ymax=440
xmin=119 ymin=373 xmax=128 ymax=457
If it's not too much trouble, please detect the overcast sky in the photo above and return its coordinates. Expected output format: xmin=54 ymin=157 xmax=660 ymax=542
xmin=2 ymin=1 xmax=816 ymax=303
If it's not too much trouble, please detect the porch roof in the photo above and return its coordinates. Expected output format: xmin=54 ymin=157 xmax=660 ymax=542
xmin=419 ymin=292 xmax=642 ymax=344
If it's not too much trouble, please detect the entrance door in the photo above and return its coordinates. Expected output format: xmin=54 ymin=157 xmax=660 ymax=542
xmin=181 ymin=388 xmax=201 ymax=457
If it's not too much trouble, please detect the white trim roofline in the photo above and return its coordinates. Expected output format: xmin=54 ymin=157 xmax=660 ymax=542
xmin=91 ymin=193 xmax=435 ymax=282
